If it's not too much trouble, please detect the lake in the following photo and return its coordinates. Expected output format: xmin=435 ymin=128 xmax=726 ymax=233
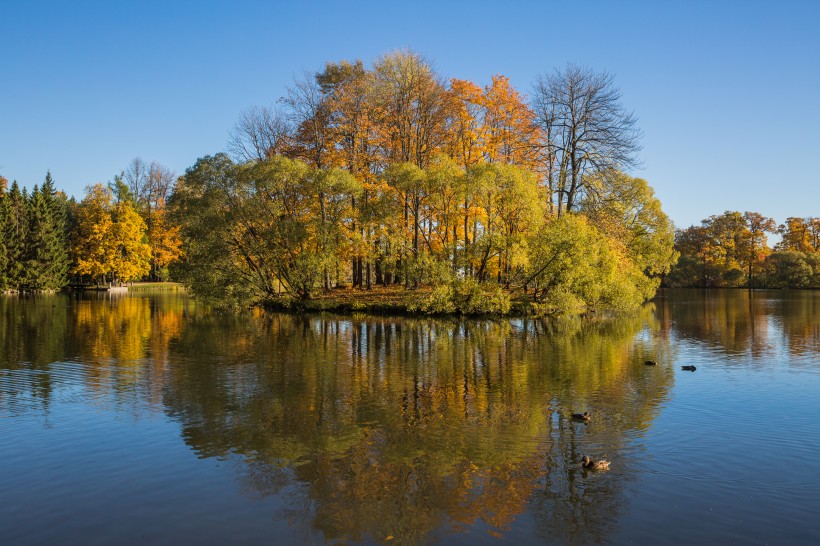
xmin=2 ymin=289 xmax=819 ymax=545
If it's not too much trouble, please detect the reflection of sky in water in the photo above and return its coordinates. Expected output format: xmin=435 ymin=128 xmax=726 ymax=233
xmin=0 ymin=290 xmax=819 ymax=545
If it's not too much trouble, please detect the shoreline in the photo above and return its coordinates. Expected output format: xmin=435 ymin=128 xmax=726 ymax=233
xmin=260 ymin=286 xmax=572 ymax=318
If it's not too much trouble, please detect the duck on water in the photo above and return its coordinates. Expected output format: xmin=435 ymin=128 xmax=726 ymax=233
xmin=581 ymin=456 xmax=610 ymax=471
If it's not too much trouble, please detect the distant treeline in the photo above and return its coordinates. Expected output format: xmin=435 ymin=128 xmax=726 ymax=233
xmin=0 ymin=161 xmax=181 ymax=293
xmin=666 ymin=211 xmax=820 ymax=288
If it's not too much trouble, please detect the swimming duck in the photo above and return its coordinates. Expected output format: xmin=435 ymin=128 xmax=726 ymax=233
xmin=572 ymin=412 xmax=591 ymax=421
xmin=581 ymin=456 xmax=610 ymax=471
xmin=681 ymin=365 xmax=697 ymax=371
xmin=644 ymin=360 xmax=657 ymax=366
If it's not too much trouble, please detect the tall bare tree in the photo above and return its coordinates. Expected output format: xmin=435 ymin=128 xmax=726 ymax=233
xmin=284 ymin=72 xmax=334 ymax=169
xmin=533 ymin=65 xmax=641 ymax=216
xmin=123 ymin=157 xmax=148 ymax=202
xmin=227 ymin=105 xmax=291 ymax=162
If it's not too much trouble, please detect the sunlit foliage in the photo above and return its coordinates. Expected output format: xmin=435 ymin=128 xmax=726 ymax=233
xmin=669 ymin=211 xmax=820 ymax=288
xmin=170 ymin=51 xmax=677 ymax=313
xmin=71 ymin=184 xmax=151 ymax=284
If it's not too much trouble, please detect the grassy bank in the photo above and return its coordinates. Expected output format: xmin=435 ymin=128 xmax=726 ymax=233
xmin=264 ymin=286 xmax=419 ymax=315
xmin=260 ymin=285 xmax=539 ymax=317
xmin=127 ymin=282 xmax=186 ymax=292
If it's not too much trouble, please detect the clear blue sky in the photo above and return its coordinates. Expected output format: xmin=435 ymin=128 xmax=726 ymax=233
xmin=2 ymin=0 xmax=818 ymax=229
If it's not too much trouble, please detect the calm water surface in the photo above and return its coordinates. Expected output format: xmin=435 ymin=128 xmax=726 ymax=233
xmin=1 ymin=289 xmax=819 ymax=545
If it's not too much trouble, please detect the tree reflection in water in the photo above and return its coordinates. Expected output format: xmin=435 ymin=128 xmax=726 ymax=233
xmin=656 ymin=288 xmax=820 ymax=365
xmin=4 ymin=290 xmax=820 ymax=543
xmin=1 ymin=293 xmax=681 ymax=544
xmin=162 ymin=307 xmax=672 ymax=544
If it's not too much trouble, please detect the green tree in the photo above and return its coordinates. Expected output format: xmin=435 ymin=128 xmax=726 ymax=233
xmin=171 ymin=154 xmax=360 ymax=306
xmin=170 ymin=154 xmax=259 ymax=306
xmin=25 ymin=173 xmax=71 ymax=291
xmin=384 ymin=162 xmax=426 ymax=286
xmin=581 ymin=170 xmax=678 ymax=297
xmin=108 ymin=173 xmax=136 ymax=205
xmin=525 ymin=214 xmax=643 ymax=314
xmin=3 ymin=181 xmax=28 ymax=290
xmin=764 ymin=251 xmax=812 ymax=288
xmin=0 ymin=176 xmax=8 ymax=290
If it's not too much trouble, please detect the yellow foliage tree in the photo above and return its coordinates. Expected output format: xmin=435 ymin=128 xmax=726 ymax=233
xmin=482 ymin=75 xmax=539 ymax=166
xmin=72 ymin=184 xmax=151 ymax=284
xmin=111 ymin=199 xmax=151 ymax=283
xmin=73 ymin=184 xmax=116 ymax=282
xmin=147 ymin=201 xmax=183 ymax=280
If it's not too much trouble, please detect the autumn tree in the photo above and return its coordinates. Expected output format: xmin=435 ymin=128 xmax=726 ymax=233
xmin=703 ymin=212 xmax=750 ymax=286
xmin=119 ymin=158 xmax=183 ymax=280
xmin=317 ymin=59 xmax=379 ymax=288
xmin=372 ymin=49 xmax=447 ymax=169
xmin=445 ymin=79 xmax=485 ymax=170
xmin=743 ymin=212 xmax=777 ymax=285
xmin=110 ymin=198 xmax=152 ymax=283
xmin=667 ymin=225 xmax=720 ymax=287
xmin=147 ymin=205 xmax=182 ymax=281
xmin=72 ymin=184 xmax=150 ymax=285
xmin=371 ymin=50 xmax=448 ymax=285
xmin=809 ymin=218 xmax=820 ymax=252
xmin=142 ymin=162 xmax=180 ymax=280
xmin=669 ymin=211 xmax=782 ymax=287
xmin=72 ymin=184 xmax=114 ymax=282
xmin=444 ymin=78 xmax=485 ymax=268
xmin=482 ymin=75 xmax=539 ymax=166
xmin=777 ymin=217 xmax=819 ymax=253
xmin=201 ymin=51 xmax=679 ymax=314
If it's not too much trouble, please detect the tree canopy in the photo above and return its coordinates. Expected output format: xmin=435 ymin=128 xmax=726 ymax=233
xmin=166 ymin=51 xmax=678 ymax=314
xmin=667 ymin=211 xmax=820 ymax=289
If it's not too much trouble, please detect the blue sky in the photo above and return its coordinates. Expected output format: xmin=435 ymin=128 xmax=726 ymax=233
xmin=1 ymin=0 xmax=818 ymax=229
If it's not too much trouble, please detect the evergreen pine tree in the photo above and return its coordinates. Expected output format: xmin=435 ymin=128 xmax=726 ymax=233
xmin=0 ymin=176 xmax=8 ymax=290
xmin=3 ymin=181 xmax=29 ymax=290
xmin=26 ymin=172 xmax=71 ymax=290
xmin=25 ymin=184 xmax=45 ymax=288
